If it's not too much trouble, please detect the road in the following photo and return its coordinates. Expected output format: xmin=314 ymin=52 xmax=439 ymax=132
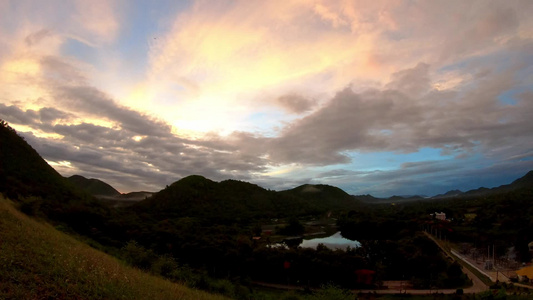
xmin=423 ymin=231 xmax=489 ymax=293
xmin=254 ymin=232 xmax=490 ymax=295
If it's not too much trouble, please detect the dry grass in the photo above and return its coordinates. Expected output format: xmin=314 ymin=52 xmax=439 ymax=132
xmin=0 ymin=196 xmax=229 ymax=300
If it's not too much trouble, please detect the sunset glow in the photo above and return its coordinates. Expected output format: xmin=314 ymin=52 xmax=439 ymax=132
xmin=1 ymin=0 xmax=532 ymax=195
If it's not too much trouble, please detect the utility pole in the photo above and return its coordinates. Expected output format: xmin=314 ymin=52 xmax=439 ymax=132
xmin=492 ymin=244 xmax=495 ymax=266
xmin=493 ymin=244 xmax=498 ymax=281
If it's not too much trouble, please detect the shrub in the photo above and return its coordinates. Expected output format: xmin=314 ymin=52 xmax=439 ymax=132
xmin=122 ymin=240 xmax=157 ymax=270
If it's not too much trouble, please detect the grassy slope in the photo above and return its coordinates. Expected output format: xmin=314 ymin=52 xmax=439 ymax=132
xmin=0 ymin=196 xmax=228 ymax=300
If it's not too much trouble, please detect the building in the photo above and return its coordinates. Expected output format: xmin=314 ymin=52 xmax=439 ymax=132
xmin=435 ymin=212 xmax=446 ymax=221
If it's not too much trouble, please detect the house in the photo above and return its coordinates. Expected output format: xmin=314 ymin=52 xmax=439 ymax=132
xmin=516 ymin=265 xmax=533 ymax=283
xmin=435 ymin=212 xmax=446 ymax=221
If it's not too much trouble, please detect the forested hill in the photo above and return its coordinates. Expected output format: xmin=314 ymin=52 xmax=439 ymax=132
xmin=0 ymin=121 xmax=111 ymax=235
xmin=131 ymin=175 xmax=360 ymax=221
xmin=67 ymin=175 xmax=121 ymax=197
xmin=279 ymin=183 xmax=360 ymax=212
xmin=0 ymin=120 xmax=79 ymax=201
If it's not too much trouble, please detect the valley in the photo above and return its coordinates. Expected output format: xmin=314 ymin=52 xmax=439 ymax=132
xmin=1 ymin=121 xmax=533 ymax=299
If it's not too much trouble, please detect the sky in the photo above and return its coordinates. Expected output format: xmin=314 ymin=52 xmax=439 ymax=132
xmin=1 ymin=0 xmax=532 ymax=197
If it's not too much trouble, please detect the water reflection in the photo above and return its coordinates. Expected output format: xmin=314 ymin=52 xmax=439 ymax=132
xmin=300 ymin=231 xmax=360 ymax=250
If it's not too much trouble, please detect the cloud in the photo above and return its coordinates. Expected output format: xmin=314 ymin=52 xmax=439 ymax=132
xmin=1 ymin=98 xmax=269 ymax=192
xmin=39 ymin=56 xmax=88 ymax=84
xmin=25 ymin=29 xmax=53 ymax=47
xmin=276 ymin=94 xmax=318 ymax=114
xmin=260 ymin=58 xmax=533 ymax=165
xmin=1 ymin=0 xmax=532 ymax=196
xmin=72 ymin=0 xmax=120 ymax=44
xmin=52 ymin=85 xmax=173 ymax=137
xmin=385 ymin=63 xmax=430 ymax=97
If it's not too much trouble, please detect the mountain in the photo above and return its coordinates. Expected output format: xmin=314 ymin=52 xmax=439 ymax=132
xmin=352 ymin=194 xmax=426 ymax=203
xmin=67 ymin=175 xmax=121 ymax=197
xmin=66 ymin=174 xmax=153 ymax=208
xmin=131 ymin=176 xmax=364 ymax=223
xmin=0 ymin=121 xmax=111 ymax=236
xmin=279 ymin=183 xmax=361 ymax=212
xmin=117 ymin=191 xmax=154 ymax=200
xmin=443 ymin=171 xmax=533 ymax=199
xmin=132 ymin=175 xmax=314 ymax=221
xmin=99 ymin=191 xmax=155 ymax=208
xmin=0 ymin=120 xmax=82 ymax=202
xmin=432 ymin=189 xmax=464 ymax=199
xmin=508 ymin=170 xmax=533 ymax=190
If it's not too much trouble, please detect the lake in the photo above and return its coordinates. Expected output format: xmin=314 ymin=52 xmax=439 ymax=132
xmin=300 ymin=231 xmax=360 ymax=250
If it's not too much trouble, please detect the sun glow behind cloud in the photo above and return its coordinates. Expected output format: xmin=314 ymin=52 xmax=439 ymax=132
xmin=1 ymin=0 xmax=533 ymax=195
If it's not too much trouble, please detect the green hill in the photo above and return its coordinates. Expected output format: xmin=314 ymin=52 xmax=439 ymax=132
xmin=0 ymin=120 xmax=82 ymax=202
xmin=279 ymin=184 xmax=361 ymax=212
xmin=133 ymin=175 xmax=314 ymax=221
xmin=0 ymin=196 xmax=227 ymax=300
xmin=133 ymin=176 xmax=362 ymax=224
xmin=67 ymin=174 xmax=121 ymax=197
xmin=0 ymin=120 xmax=115 ymax=241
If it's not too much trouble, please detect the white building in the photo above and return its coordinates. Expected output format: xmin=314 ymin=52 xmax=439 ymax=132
xmin=435 ymin=212 xmax=446 ymax=221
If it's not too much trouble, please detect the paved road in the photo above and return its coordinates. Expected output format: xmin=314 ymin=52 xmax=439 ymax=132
xmin=423 ymin=231 xmax=489 ymax=294
xmin=254 ymin=232 xmax=490 ymax=295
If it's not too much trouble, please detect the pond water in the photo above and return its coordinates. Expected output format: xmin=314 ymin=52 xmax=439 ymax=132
xmin=299 ymin=231 xmax=360 ymax=250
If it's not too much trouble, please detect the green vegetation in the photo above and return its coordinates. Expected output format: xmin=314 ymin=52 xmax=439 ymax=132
xmin=67 ymin=174 xmax=121 ymax=197
xmin=133 ymin=175 xmax=362 ymax=223
xmin=448 ymin=251 xmax=493 ymax=287
xmin=0 ymin=196 xmax=228 ymax=300
xmin=2 ymin=119 xmax=533 ymax=297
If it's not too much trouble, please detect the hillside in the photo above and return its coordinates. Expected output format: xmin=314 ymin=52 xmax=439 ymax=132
xmin=0 ymin=121 xmax=83 ymax=202
xmin=0 ymin=196 xmax=227 ymax=300
xmin=0 ymin=121 xmax=115 ymax=241
xmin=279 ymin=183 xmax=361 ymax=212
xmin=67 ymin=174 xmax=121 ymax=197
xmin=133 ymin=175 xmax=316 ymax=221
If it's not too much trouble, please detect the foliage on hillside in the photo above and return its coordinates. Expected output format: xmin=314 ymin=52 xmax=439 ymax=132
xmin=68 ymin=174 xmax=121 ymax=197
xmin=0 ymin=120 xmax=80 ymax=201
xmin=339 ymin=175 xmax=533 ymax=270
xmin=3 ymin=118 xmax=533 ymax=293
xmin=0 ymin=196 xmax=228 ymax=300
xmin=132 ymin=176 xmax=361 ymax=224
xmin=0 ymin=120 xmax=115 ymax=242
xmin=280 ymin=183 xmax=363 ymax=212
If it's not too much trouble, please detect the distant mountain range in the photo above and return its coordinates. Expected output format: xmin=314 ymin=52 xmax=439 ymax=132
xmin=66 ymin=175 xmax=154 ymax=207
xmin=128 ymin=175 xmax=361 ymax=221
xmin=1 ymin=119 xmax=532 ymax=215
xmin=351 ymin=171 xmax=533 ymax=203
xmin=67 ymin=168 xmax=533 ymax=207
